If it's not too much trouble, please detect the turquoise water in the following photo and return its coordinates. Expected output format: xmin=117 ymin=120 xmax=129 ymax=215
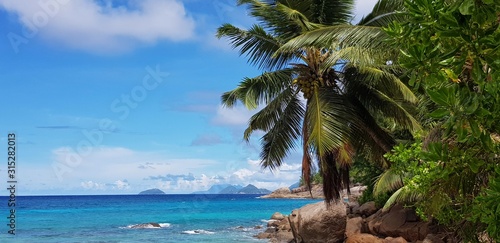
xmin=0 ymin=194 xmax=320 ymax=242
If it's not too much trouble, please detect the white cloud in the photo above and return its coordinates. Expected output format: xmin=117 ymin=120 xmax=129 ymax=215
xmin=113 ymin=179 xmax=130 ymax=190
xmin=9 ymin=145 xmax=302 ymax=194
xmin=51 ymin=146 xmax=219 ymax=185
xmin=212 ymin=105 xmax=258 ymax=126
xmin=0 ymin=0 xmax=195 ymax=53
xmin=81 ymin=180 xmax=105 ymax=190
xmin=154 ymin=173 xmax=224 ymax=192
xmin=247 ymin=158 xmax=260 ymax=167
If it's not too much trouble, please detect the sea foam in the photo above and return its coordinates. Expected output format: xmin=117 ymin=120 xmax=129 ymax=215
xmin=182 ymin=229 xmax=215 ymax=235
xmin=121 ymin=222 xmax=171 ymax=229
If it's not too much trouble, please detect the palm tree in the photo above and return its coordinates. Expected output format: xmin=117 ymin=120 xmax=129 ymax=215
xmin=217 ymin=0 xmax=418 ymax=202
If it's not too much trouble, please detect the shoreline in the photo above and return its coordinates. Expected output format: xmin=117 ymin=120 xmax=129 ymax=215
xmin=260 ymin=184 xmax=367 ymax=201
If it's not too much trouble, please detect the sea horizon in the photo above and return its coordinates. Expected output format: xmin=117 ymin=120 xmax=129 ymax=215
xmin=0 ymin=194 xmax=320 ymax=242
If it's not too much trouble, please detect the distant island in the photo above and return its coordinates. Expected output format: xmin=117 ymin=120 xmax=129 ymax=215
xmin=138 ymin=188 xmax=165 ymax=195
xmin=192 ymin=184 xmax=271 ymax=194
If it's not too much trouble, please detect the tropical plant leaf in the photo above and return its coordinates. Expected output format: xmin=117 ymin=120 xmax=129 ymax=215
xmin=217 ymin=24 xmax=298 ymax=70
xmin=221 ymin=69 xmax=294 ymax=109
xmin=259 ymin=91 xmax=305 ymax=170
xmin=374 ymin=168 xmax=404 ymax=196
xmin=383 ymin=185 xmax=421 ymax=209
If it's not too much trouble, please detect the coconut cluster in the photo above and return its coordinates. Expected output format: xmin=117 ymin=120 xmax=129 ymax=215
xmin=294 ymin=73 xmax=326 ymax=100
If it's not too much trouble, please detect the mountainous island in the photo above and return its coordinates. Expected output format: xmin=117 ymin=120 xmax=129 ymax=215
xmin=192 ymin=184 xmax=271 ymax=194
xmin=138 ymin=188 xmax=166 ymax=195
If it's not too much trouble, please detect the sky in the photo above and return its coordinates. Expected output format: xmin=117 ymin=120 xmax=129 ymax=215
xmin=0 ymin=0 xmax=378 ymax=195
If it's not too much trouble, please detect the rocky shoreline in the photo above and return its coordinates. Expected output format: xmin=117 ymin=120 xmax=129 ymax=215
xmin=260 ymin=184 xmax=366 ymax=201
xmin=256 ymin=186 xmax=448 ymax=243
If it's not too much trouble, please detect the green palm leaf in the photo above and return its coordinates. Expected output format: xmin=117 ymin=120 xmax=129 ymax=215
xmin=278 ymin=25 xmax=392 ymax=54
xmin=217 ymin=24 xmax=297 ymax=70
xmin=306 ymin=87 xmax=355 ymax=157
xmin=221 ymin=69 xmax=294 ymax=109
xmin=257 ymin=91 xmax=305 ymax=170
xmin=373 ymin=168 xmax=404 ymax=196
xmin=383 ymin=185 xmax=421 ymax=209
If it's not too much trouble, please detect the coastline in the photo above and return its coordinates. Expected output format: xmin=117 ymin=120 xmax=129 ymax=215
xmin=260 ymin=184 xmax=367 ymax=200
xmin=255 ymin=185 xmax=447 ymax=243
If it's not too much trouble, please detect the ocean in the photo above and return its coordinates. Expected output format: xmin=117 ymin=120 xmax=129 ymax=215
xmin=0 ymin=194 xmax=320 ymax=242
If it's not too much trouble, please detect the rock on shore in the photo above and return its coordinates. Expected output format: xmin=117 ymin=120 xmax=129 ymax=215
xmin=260 ymin=184 xmax=324 ymax=199
xmin=256 ymin=201 xmax=347 ymax=243
xmin=260 ymin=184 xmax=367 ymax=200
xmin=257 ymin=190 xmax=447 ymax=243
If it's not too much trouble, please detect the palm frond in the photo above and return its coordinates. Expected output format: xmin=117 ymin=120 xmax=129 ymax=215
xmin=321 ymin=149 xmax=351 ymax=203
xmin=278 ymin=25 xmax=391 ymax=54
xmin=243 ymin=87 xmax=301 ymax=140
xmin=258 ymin=91 xmax=305 ymax=170
xmin=343 ymin=67 xmax=420 ymax=132
xmin=305 ymin=87 xmax=353 ymax=157
xmin=310 ymin=0 xmax=355 ymax=24
xmin=322 ymin=46 xmax=395 ymax=70
xmin=357 ymin=0 xmax=406 ymax=26
xmin=237 ymin=0 xmax=306 ymax=41
xmin=221 ymin=69 xmax=294 ymax=109
xmin=275 ymin=3 xmax=322 ymax=32
xmin=359 ymin=67 xmax=415 ymax=101
xmin=373 ymin=168 xmax=404 ymax=196
xmin=383 ymin=185 xmax=421 ymax=209
xmin=216 ymin=24 xmax=298 ymax=70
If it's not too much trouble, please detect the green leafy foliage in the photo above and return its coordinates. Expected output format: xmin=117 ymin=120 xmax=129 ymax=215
xmin=384 ymin=0 xmax=500 ymax=240
xmin=218 ymin=0 xmax=419 ymax=203
xmin=299 ymin=171 xmax=323 ymax=186
xmin=471 ymin=168 xmax=500 ymax=241
xmin=350 ymin=156 xmax=389 ymax=207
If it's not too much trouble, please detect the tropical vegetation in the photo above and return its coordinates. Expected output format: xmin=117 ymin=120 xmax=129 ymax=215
xmin=217 ymin=0 xmax=418 ymax=202
xmin=218 ymin=0 xmax=500 ymax=241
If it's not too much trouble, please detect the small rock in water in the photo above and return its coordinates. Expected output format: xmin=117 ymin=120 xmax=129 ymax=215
xmin=130 ymin=222 xmax=161 ymax=228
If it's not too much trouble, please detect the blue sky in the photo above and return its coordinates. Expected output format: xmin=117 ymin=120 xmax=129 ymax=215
xmin=0 ymin=0 xmax=377 ymax=195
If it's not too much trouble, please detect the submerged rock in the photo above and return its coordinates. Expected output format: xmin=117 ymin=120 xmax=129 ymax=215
xmin=128 ymin=222 xmax=161 ymax=229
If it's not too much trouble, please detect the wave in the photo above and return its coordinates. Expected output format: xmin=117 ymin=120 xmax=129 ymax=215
xmin=261 ymin=219 xmax=275 ymax=223
xmin=234 ymin=226 xmax=262 ymax=232
xmin=181 ymin=229 xmax=215 ymax=235
xmin=121 ymin=222 xmax=171 ymax=229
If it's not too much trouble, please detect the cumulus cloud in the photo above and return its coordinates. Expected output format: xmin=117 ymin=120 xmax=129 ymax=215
xmin=81 ymin=180 xmax=105 ymax=190
xmin=154 ymin=174 xmax=224 ymax=192
xmin=0 ymin=0 xmax=195 ymax=53
xmin=49 ymin=145 xmax=302 ymax=194
xmin=112 ymin=179 xmax=130 ymax=190
xmin=50 ymin=146 xmax=218 ymax=184
xmin=143 ymin=160 xmax=302 ymax=193
xmin=80 ymin=179 xmax=129 ymax=190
